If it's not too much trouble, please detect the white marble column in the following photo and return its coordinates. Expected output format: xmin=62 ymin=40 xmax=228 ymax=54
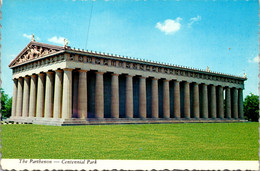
xmin=36 ymin=73 xmax=45 ymax=118
xmin=201 ymin=84 xmax=208 ymax=118
xmin=193 ymin=83 xmax=200 ymax=119
xmin=125 ymin=75 xmax=133 ymax=118
xmin=173 ymin=80 xmax=180 ymax=118
xmin=151 ymin=78 xmax=159 ymax=118
xmin=95 ymin=71 xmax=104 ymax=119
xmin=217 ymin=86 xmax=224 ymax=119
xmin=22 ymin=76 xmax=30 ymax=118
xmin=111 ymin=73 xmax=119 ymax=118
xmin=11 ymin=79 xmax=18 ymax=118
xmin=238 ymin=89 xmax=244 ymax=119
xmin=210 ymin=85 xmax=217 ymax=119
xmin=16 ymin=77 xmax=23 ymax=117
xmin=225 ymin=87 xmax=231 ymax=119
xmin=44 ymin=71 xmax=54 ymax=119
xmin=139 ymin=76 xmax=147 ymax=118
xmin=78 ymin=70 xmax=88 ymax=119
xmin=184 ymin=81 xmax=190 ymax=119
xmin=53 ymin=70 xmax=63 ymax=119
xmin=163 ymin=79 xmax=170 ymax=118
xmin=29 ymin=75 xmax=37 ymax=118
xmin=232 ymin=88 xmax=238 ymax=119
xmin=62 ymin=69 xmax=73 ymax=120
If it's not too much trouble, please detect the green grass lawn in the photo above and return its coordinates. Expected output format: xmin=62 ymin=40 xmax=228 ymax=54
xmin=1 ymin=122 xmax=258 ymax=160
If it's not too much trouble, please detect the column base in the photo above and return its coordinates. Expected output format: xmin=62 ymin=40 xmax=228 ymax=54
xmin=6 ymin=117 xmax=34 ymax=124
xmin=3 ymin=117 xmax=248 ymax=126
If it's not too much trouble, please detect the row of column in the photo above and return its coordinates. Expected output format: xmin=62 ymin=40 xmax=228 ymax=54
xmin=12 ymin=69 xmax=73 ymax=120
xmin=11 ymin=69 xmax=244 ymax=120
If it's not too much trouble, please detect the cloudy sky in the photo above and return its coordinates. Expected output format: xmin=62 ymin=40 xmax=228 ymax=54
xmin=1 ymin=0 xmax=258 ymax=97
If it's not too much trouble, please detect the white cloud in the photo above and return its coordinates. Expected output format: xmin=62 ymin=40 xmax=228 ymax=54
xmin=48 ymin=36 xmax=69 ymax=45
xmin=22 ymin=33 xmax=40 ymax=41
xmin=188 ymin=15 xmax=201 ymax=27
xmin=155 ymin=17 xmax=182 ymax=35
xmin=23 ymin=33 xmax=31 ymax=39
xmin=248 ymin=55 xmax=259 ymax=63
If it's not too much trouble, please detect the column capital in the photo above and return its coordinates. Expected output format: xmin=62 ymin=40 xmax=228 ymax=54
xmin=111 ymin=73 xmax=120 ymax=76
xmin=163 ymin=79 xmax=170 ymax=82
xmin=38 ymin=72 xmax=46 ymax=76
xmin=31 ymin=74 xmax=37 ymax=78
xmin=140 ymin=76 xmax=147 ymax=79
xmin=46 ymin=70 xmax=54 ymax=74
xmin=78 ymin=69 xmax=88 ymax=73
xmin=152 ymin=77 xmax=159 ymax=80
xmin=24 ymin=75 xmax=31 ymax=81
xmin=55 ymin=69 xmax=63 ymax=73
xmin=63 ymin=68 xmax=73 ymax=72
xmin=18 ymin=77 xmax=24 ymax=81
xmin=126 ymin=74 xmax=134 ymax=78
xmin=96 ymin=71 xmax=105 ymax=75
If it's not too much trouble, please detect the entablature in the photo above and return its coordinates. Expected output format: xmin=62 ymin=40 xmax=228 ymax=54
xmin=10 ymin=42 xmax=246 ymax=89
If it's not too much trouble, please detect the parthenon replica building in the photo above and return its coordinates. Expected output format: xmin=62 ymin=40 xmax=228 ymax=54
xmin=8 ymin=40 xmax=247 ymax=125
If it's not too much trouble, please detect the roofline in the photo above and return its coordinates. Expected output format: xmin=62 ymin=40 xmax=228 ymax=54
xmin=9 ymin=41 xmax=247 ymax=81
xmin=63 ymin=49 xmax=247 ymax=81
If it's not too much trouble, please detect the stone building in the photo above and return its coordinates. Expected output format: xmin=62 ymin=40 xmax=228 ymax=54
xmin=8 ymin=40 xmax=247 ymax=125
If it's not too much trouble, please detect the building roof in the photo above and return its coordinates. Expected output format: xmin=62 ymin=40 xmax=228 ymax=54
xmin=9 ymin=41 xmax=247 ymax=81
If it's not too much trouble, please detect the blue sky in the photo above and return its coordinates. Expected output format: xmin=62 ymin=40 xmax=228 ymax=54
xmin=1 ymin=0 xmax=258 ymax=98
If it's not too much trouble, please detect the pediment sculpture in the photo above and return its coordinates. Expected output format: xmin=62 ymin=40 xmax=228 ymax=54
xmin=13 ymin=45 xmax=58 ymax=65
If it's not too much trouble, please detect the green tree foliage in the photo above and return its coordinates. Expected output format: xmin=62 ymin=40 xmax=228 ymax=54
xmin=1 ymin=88 xmax=12 ymax=119
xmin=243 ymin=93 xmax=259 ymax=122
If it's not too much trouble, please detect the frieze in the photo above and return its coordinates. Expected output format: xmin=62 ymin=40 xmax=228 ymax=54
xmin=140 ymin=64 xmax=144 ymax=70
xmin=79 ymin=55 xmax=83 ymax=62
xmin=152 ymin=66 xmax=157 ymax=72
xmin=12 ymin=51 xmax=244 ymax=85
xmin=13 ymin=54 xmax=65 ymax=74
xmin=126 ymin=62 xmax=131 ymax=68
xmin=95 ymin=58 xmax=101 ymax=64
xmin=103 ymin=59 xmax=108 ymax=65
xmin=146 ymin=65 xmax=150 ymax=71
xmin=118 ymin=61 xmax=123 ymax=68
xmin=133 ymin=63 xmax=137 ymax=69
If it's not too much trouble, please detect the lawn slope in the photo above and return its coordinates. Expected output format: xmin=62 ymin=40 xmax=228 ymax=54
xmin=1 ymin=122 xmax=258 ymax=160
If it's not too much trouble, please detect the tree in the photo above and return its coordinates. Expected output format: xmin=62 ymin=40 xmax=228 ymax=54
xmin=243 ymin=93 xmax=259 ymax=122
xmin=1 ymin=88 xmax=12 ymax=119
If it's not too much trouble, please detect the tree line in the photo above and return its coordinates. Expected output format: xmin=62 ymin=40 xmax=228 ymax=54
xmin=1 ymin=88 xmax=259 ymax=121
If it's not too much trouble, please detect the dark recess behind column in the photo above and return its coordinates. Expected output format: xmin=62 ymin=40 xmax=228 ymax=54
xmin=119 ymin=75 xmax=126 ymax=118
xmin=133 ymin=76 xmax=139 ymax=118
xmin=87 ymin=71 xmax=96 ymax=118
xmin=72 ymin=71 xmax=79 ymax=118
xmin=169 ymin=80 xmax=174 ymax=118
xmin=158 ymin=79 xmax=163 ymax=118
xmin=190 ymin=83 xmax=194 ymax=118
xmin=146 ymin=78 xmax=152 ymax=118
xmin=180 ymin=82 xmax=184 ymax=118
xmin=199 ymin=84 xmax=203 ymax=118
xmin=104 ymin=73 xmax=111 ymax=118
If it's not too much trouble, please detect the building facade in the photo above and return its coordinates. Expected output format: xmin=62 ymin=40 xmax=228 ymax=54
xmin=8 ymin=41 xmax=247 ymax=125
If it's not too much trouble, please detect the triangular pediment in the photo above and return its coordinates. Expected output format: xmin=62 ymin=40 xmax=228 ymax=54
xmin=9 ymin=41 xmax=64 ymax=68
